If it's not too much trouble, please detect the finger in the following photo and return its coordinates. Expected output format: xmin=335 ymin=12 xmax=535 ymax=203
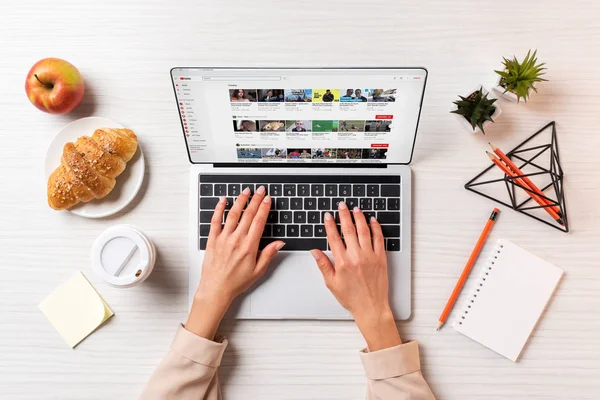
xmin=338 ymin=201 xmax=359 ymax=248
xmin=255 ymin=240 xmax=285 ymax=276
xmin=310 ymin=249 xmax=335 ymax=283
xmin=324 ymin=212 xmax=345 ymax=255
xmin=369 ymin=216 xmax=385 ymax=256
xmin=248 ymin=194 xmax=272 ymax=245
xmin=352 ymin=207 xmax=372 ymax=249
xmin=237 ymin=185 xmax=267 ymax=233
xmin=223 ymin=187 xmax=251 ymax=233
xmin=208 ymin=197 xmax=227 ymax=242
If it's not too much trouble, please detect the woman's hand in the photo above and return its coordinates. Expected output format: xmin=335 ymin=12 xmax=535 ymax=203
xmin=310 ymin=202 xmax=402 ymax=351
xmin=186 ymin=186 xmax=285 ymax=339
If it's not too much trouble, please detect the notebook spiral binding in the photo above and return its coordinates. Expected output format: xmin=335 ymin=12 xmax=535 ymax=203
xmin=456 ymin=242 xmax=505 ymax=326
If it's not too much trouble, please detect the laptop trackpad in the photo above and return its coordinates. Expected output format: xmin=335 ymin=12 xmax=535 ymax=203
xmin=250 ymin=252 xmax=349 ymax=319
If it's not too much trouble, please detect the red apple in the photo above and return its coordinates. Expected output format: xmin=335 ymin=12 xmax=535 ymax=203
xmin=25 ymin=58 xmax=84 ymax=114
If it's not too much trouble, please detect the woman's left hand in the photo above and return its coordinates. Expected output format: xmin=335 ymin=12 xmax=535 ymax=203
xmin=186 ymin=186 xmax=285 ymax=339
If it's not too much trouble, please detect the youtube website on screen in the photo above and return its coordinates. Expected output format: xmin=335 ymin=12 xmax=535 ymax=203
xmin=172 ymin=68 xmax=426 ymax=164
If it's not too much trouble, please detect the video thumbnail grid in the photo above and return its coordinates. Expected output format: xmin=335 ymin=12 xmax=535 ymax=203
xmin=233 ymin=119 xmax=392 ymax=133
xmin=236 ymin=147 xmax=388 ymax=160
xmin=230 ymin=88 xmax=396 ymax=103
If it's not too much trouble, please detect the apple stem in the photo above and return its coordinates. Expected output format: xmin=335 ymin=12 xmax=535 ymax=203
xmin=34 ymin=74 xmax=54 ymax=89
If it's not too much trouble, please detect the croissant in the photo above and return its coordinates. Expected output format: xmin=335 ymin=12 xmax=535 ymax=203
xmin=48 ymin=128 xmax=138 ymax=210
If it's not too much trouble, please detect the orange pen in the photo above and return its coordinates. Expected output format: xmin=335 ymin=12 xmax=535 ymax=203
xmin=437 ymin=208 xmax=500 ymax=331
xmin=489 ymin=143 xmax=561 ymax=216
xmin=487 ymin=152 xmax=563 ymax=225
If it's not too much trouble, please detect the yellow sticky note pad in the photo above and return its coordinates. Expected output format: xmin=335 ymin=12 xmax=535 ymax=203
xmin=39 ymin=272 xmax=114 ymax=348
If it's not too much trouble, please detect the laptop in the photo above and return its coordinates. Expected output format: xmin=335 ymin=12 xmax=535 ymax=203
xmin=171 ymin=67 xmax=427 ymax=320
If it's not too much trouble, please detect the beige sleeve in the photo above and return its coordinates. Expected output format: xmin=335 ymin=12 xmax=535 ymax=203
xmin=360 ymin=341 xmax=436 ymax=400
xmin=139 ymin=325 xmax=227 ymax=400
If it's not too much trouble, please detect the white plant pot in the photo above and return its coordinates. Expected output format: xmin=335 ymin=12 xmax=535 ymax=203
xmin=492 ymin=75 xmax=536 ymax=103
xmin=452 ymin=86 xmax=502 ymax=135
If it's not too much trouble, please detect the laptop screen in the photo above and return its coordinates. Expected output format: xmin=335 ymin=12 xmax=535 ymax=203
xmin=171 ymin=68 xmax=427 ymax=165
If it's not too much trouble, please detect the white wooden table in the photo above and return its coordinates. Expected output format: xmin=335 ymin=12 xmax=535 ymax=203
xmin=1 ymin=1 xmax=599 ymax=398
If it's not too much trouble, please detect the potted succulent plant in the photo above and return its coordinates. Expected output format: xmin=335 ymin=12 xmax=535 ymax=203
xmin=451 ymin=86 xmax=501 ymax=135
xmin=493 ymin=49 xmax=547 ymax=103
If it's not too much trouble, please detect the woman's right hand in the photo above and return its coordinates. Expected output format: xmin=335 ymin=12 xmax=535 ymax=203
xmin=310 ymin=202 xmax=402 ymax=351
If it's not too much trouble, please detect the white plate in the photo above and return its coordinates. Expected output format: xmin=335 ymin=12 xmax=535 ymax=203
xmin=45 ymin=117 xmax=145 ymax=218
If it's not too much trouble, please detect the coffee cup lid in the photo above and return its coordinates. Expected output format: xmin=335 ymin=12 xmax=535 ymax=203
xmin=91 ymin=225 xmax=153 ymax=287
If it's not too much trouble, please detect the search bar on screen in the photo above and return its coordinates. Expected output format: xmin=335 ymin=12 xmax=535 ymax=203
xmin=202 ymin=76 xmax=282 ymax=81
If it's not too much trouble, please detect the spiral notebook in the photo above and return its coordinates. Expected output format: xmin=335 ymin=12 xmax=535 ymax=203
xmin=453 ymin=239 xmax=563 ymax=361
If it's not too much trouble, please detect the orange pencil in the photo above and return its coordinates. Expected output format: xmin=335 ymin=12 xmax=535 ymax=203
xmin=487 ymin=152 xmax=563 ymax=225
xmin=436 ymin=208 xmax=500 ymax=331
xmin=489 ymin=143 xmax=561 ymax=216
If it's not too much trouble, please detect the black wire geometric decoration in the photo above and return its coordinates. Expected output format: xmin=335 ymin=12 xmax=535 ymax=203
xmin=465 ymin=121 xmax=568 ymax=232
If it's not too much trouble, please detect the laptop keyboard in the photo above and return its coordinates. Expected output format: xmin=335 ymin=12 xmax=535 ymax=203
xmin=198 ymin=175 xmax=402 ymax=252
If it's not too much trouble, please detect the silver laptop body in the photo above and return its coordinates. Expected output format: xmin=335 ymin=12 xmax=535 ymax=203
xmin=172 ymin=67 xmax=427 ymax=319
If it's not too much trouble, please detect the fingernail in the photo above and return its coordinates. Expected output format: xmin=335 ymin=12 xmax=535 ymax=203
xmin=242 ymin=187 xmax=251 ymax=195
xmin=324 ymin=212 xmax=332 ymax=221
xmin=219 ymin=196 xmax=226 ymax=204
xmin=263 ymin=195 xmax=271 ymax=203
xmin=353 ymin=206 xmax=360 ymax=213
xmin=256 ymin=185 xmax=265 ymax=195
xmin=310 ymin=249 xmax=320 ymax=260
xmin=370 ymin=216 xmax=377 ymax=222
xmin=338 ymin=201 xmax=347 ymax=210
xmin=275 ymin=242 xmax=286 ymax=250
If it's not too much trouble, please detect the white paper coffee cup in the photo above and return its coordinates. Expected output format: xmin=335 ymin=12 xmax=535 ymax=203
xmin=91 ymin=225 xmax=156 ymax=288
